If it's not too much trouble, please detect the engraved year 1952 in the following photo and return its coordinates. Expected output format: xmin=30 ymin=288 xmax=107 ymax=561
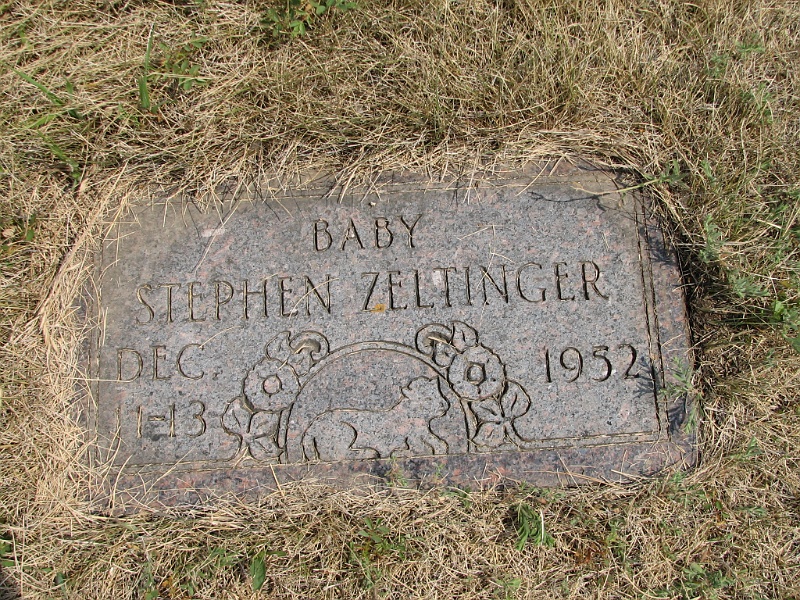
xmin=542 ymin=343 xmax=643 ymax=383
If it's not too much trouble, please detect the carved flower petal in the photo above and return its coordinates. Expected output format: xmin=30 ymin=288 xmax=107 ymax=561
xmin=284 ymin=332 xmax=329 ymax=376
xmin=472 ymin=398 xmax=503 ymax=423
xmin=243 ymin=358 xmax=278 ymax=400
xmin=451 ymin=321 xmax=478 ymax=352
xmin=472 ymin=421 xmax=506 ymax=448
xmin=433 ymin=342 xmax=457 ymax=368
xmin=221 ymin=396 xmax=253 ymax=437
xmin=501 ymin=381 xmax=531 ymax=419
xmin=289 ymin=355 xmax=312 ymax=377
xmin=266 ymin=331 xmax=293 ymax=362
xmin=243 ymin=358 xmax=300 ymax=410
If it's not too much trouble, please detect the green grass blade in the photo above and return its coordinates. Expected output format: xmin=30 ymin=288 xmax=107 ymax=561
xmin=138 ymin=76 xmax=151 ymax=111
xmin=250 ymin=554 xmax=266 ymax=591
xmin=138 ymin=23 xmax=155 ymax=112
xmin=144 ymin=24 xmax=155 ymax=73
xmin=13 ymin=69 xmax=64 ymax=106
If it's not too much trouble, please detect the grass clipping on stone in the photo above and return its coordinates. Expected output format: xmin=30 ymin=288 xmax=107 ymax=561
xmin=1 ymin=0 xmax=799 ymax=597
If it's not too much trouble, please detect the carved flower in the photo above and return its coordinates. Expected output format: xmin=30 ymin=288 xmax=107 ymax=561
xmin=471 ymin=382 xmax=531 ymax=449
xmin=243 ymin=357 xmax=300 ymax=412
xmin=448 ymin=346 xmax=505 ymax=400
xmin=221 ymin=397 xmax=283 ymax=461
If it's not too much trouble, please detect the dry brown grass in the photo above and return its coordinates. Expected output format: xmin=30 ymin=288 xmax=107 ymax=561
xmin=1 ymin=0 xmax=800 ymax=598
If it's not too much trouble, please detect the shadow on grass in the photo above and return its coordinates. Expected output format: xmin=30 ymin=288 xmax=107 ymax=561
xmin=0 ymin=565 xmax=20 ymax=600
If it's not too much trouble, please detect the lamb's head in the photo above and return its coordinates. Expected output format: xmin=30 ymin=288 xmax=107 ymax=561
xmin=402 ymin=377 xmax=449 ymax=419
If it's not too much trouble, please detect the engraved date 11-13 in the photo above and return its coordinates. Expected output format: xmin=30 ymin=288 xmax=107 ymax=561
xmin=134 ymin=401 xmax=207 ymax=440
xmin=543 ymin=344 xmax=642 ymax=383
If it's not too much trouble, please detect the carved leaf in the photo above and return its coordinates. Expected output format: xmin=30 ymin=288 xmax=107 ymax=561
xmin=221 ymin=396 xmax=253 ymax=437
xmin=472 ymin=398 xmax=503 ymax=424
xmin=266 ymin=331 xmax=293 ymax=363
xmin=250 ymin=437 xmax=282 ymax=461
xmin=249 ymin=410 xmax=280 ymax=437
xmin=501 ymin=381 xmax=531 ymax=420
xmin=472 ymin=421 xmax=506 ymax=448
xmin=248 ymin=412 xmax=282 ymax=461
xmin=451 ymin=321 xmax=478 ymax=352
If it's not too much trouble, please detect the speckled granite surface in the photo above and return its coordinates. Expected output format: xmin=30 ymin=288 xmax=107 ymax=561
xmin=83 ymin=164 xmax=694 ymax=508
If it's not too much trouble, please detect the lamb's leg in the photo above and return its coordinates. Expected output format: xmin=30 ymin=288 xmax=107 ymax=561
xmin=422 ymin=433 xmax=449 ymax=455
xmin=302 ymin=433 xmax=320 ymax=461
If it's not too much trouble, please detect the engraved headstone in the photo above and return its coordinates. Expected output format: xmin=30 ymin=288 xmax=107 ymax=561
xmin=84 ymin=165 xmax=694 ymax=506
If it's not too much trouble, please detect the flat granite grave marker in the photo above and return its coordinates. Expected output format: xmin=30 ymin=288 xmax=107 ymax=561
xmin=84 ymin=164 xmax=694 ymax=506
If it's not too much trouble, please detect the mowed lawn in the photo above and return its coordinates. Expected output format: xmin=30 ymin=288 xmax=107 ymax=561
xmin=1 ymin=1 xmax=799 ymax=598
